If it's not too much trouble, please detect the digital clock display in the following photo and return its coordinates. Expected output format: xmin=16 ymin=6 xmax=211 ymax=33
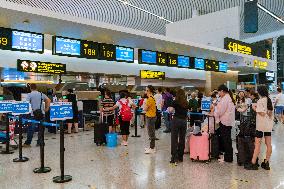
xmin=80 ymin=40 xmax=99 ymax=59
xmin=0 ymin=27 xmax=44 ymax=53
xmin=17 ymin=59 xmax=66 ymax=74
xmin=116 ymin=46 xmax=134 ymax=63
xmin=99 ymin=43 xmax=116 ymax=61
xmin=205 ymin=59 xmax=219 ymax=72
xmin=178 ymin=56 xmax=190 ymax=68
xmin=53 ymin=36 xmax=81 ymax=56
xmin=167 ymin=54 xmax=178 ymax=67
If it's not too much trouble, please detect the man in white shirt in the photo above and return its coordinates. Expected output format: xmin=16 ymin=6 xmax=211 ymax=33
xmin=154 ymin=87 xmax=163 ymax=129
xmin=275 ymin=88 xmax=284 ymax=123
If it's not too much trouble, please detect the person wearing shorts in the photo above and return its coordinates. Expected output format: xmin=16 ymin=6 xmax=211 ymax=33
xmin=245 ymin=86 xmax=273 ymax=171
xmin=275 ymin=88 xmax=284 ymax=123
xmin=66 ymin=89 xmax=79 ymax=134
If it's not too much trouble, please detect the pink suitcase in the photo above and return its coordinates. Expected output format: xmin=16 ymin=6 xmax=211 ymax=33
xmin=189 ymin=132 xmax=210 ymax=161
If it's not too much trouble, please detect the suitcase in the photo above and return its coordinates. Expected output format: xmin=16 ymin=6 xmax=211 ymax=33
xmin=237 ymin=136 xmax=254 ymax=166
xmin=189 ymin=115 xmax=218 ymax=161
xmin=94 ymin=114 xmax=109 ymax=146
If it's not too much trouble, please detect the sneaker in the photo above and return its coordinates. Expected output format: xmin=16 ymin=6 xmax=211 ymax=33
xmin=244 ymin=163 xmax=259 ymax=170
xmin=170 ymin=159 xmax=178 ymax=166
xmin=261 ymin=160 xmax=270 ymax=170
xmin=124 ymin=141 xmax=128 ymax=146
xmin=23 ymin=144 xmax=31 ymax=148
xmin=218 ymin=155 xmax=224 ymax=163
xmin=145 ymin=148 xmax=156 ymax=154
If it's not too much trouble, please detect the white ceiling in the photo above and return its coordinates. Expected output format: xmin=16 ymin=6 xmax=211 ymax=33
xmin=3 ymin=0 xmax=284 ymax=39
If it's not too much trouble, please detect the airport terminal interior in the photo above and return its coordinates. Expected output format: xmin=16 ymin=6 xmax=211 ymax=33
xmin=0 ymin=0 xmax=284 ymax=189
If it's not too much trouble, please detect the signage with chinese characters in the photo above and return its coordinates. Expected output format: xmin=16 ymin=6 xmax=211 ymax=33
xmin=17 ymin=59 xmax=66 ymax=74
xmin=140 ymin=70 xmax=165 ymax=80
xmin=253 ymin=59 xmax=268 ymax=69
xmin=201 ymin=99 xmax=211 ymax=111
xmin=50 ymin=102 xmax=73 ymax=121
xmin=0 ymin=101 xmax=13 ymax=113
xmin=0 ymin=27 xmax=44 ymax=53
xmin=12 ymin=101 xmax=31 ymax=115
xmin=224 ymin=37 xmax=271 ymax=59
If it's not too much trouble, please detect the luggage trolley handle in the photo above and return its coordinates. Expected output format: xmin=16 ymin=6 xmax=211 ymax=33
xmin=206 ymin=114 xmax=216 ymax=161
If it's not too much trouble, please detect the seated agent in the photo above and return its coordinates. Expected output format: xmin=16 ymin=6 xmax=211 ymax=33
xmin=23 ymin=84 xmax=51 ymax=147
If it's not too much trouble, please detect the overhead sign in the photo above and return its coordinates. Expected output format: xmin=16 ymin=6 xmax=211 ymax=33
xmin=17 ymin=59 xmax=66 ymax=74
xmin=53 ymin=36 xmax=81 ymax=56
xmin=253 ymin=59 xmax=268 ymax=70
xmin=157 ymin=52 xmax=167 ymax=66
xmin=167 ymin=54 xmax=178 ymax=67
xmin=140 ymin=70 xmax=165 ymax=80
xmin=178 ymin=55 xmax=190 ymax=68
xmin=115 ymin=46 xmax=134 ymax=63
xmin=139 ymin=49 xmax=157 ymax=64
xmin=0 ymin=27 xmax=44 ymax=53
xmin=99 ymin=43 xmax=116 ymax=61
xmin=224 ymin=37 xmax=271 ymax=59
xmin=205 ymin=59 xmax=219 ymax=72
xmin=194 ymin=58 xmax=205 ymax=70
xmin=80 ymin=40 xmax=99 ymax=59
xmin=218 ymin=62 xmax=228 ymax=73
xmin=50 ymin=102 xmax=73 ymax=121
xmin=266 ymin=71 xmax=275 ymax=82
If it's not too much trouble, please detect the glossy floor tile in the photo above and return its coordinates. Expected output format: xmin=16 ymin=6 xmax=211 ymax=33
xmin=0 ymin=124 xmax=284 ymax=189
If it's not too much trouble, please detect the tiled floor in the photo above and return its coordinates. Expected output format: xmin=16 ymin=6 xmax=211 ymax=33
xmin=0 ymin=124 xmax=284 ymax=189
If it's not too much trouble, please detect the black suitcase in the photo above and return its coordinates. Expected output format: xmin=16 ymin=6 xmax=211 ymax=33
xmin=237 ymin=136 xmax=254 ymax=166
xmin=155 ymin=111 xmax=161 ymax=130
xmin=208 ymin=115 xmax=219 ymax=159
xmin=94 ymin=115 xmax=108 ymax=146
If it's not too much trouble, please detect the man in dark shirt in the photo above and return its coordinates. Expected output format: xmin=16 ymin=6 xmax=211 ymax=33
xmin=188 ymin=92 xmax=199 ymax=127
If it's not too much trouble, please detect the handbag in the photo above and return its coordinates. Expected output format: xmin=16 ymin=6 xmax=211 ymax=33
xmin=32 ymin=93 xmax=44 ymax=121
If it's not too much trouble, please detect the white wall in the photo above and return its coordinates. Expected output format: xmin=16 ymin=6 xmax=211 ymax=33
xmin=166 ymin=7 xmax=241 ymax=48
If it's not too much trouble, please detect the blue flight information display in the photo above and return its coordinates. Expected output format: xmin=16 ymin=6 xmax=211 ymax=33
xmin=50 ymin=102 xmax=73 ymax=121
xmin=53 ymin=37 xmax=81 ymax=56
xmin=201 ymin=99 xmax=211 ymax=111
xmin=194 ymin=58 xmax=205 ymax=70
xmin=219 ymin=62 xmax=228 ymax=73
xmin=140 ymin=50 xmax=157 ymax=64
xmin=178 ymin=55 xmax=190 ymax=68
xmin=11 ymin=31 xmax=43 ymax=53
xmin=116 ymin=46 xmax=134 ymax=62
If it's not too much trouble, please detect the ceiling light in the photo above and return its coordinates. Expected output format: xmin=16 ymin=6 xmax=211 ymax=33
xmin=116 ymin=0 xmax=173 ymax=23
xmin=257 ymin=3 xmax=284 ymax=24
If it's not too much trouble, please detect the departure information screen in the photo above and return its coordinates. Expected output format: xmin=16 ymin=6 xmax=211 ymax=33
xmin=219 ymin=62 xmax=228 ymax=73
xmin=17 ymin=59 xmax=66 ymax=74
xmin=0 ymin=27 xmax=44 ymax=53
xmin=116 ymin=46 xmax=134 ymax=62
xmin=53 ymin=36 xmax=81 ymax=56
xmin=194 ymin=58 xmax=205 ymax=70
xmin=178 ymin=56 xmax=190 ymax=68
xmin=205 ymin=59 xmax=219 ymax=72
xmin=139 ymin=50 xmax=157 ymax=64
xmin=140 ymin=70 xmax=165 ymax=80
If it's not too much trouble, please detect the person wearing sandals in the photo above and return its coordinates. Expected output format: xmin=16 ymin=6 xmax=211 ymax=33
xmin=66 ymin=89 xmax=79 ymax=134
xmin=245 ymin=86 xmax=273 ymax=170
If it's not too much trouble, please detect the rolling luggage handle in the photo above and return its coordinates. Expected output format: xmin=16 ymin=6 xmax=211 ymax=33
xmin=206 ymin=114 xmax=216 ymax=161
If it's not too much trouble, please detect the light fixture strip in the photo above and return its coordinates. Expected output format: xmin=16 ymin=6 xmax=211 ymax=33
xmin=257 ymin=3 xmax=284 ymax=24
xmin=116 ymin=0 xmax=173 ymax=23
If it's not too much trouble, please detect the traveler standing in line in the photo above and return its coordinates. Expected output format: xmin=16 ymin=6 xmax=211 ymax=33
xmin=144 ymin=85 xmax=157 ymax=154
xmin=66 ymin=89 xmax=79 ymax=134
xmin=214 ymin=84 xmax=235 ymax=163
xmin=154 ymin=87 xmax=163 ymax=130
xmin=236 ymin=91 xmax=249 ymax=117
xmin=274 ymin=88 xmax=284 ymax=123
xmin=188 ymin=92 xmax=199 ymax=127
xmin=168 ymin=89 xmax=189 ymax=165
xmin=100 ymin=90 xmax=115 ymax=133
xmin=23 ymin=84 xmax=51 ymax=147
xmin=106 ymin=91 xmax=136 ymax=146
xmin=162 ymin=88 xmax=173 ymax=133
xmin=245 ymin=86 xmax=273 ymax=170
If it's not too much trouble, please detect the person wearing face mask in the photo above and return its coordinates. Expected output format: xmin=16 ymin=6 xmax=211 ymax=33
xmin=214 ymin=85 xmax=235 ymax=163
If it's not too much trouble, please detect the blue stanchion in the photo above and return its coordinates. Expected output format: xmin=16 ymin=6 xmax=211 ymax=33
xmin=42 ymin=122 xmax=60 ymax=128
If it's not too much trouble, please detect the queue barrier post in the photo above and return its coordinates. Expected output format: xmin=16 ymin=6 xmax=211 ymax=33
xmin=53 ymin=120 xmax=72 ymax=183
xmin=13 ymin=116 xmax=29 ymax=162
xmin=1 ymin=113 xmax=14 ymax=154
xmin=131 ymin=108 xmax=141 ymax=138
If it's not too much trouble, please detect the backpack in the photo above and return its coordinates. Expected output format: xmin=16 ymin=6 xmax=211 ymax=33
xmin=119 ymin=100 xmax=133 ymax=122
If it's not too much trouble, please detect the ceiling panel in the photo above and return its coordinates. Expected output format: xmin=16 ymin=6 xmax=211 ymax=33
xmin=3 ymin=0 xmax=284 ymax=39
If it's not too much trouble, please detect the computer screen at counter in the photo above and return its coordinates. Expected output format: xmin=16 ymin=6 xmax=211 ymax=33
xmin=116 ymin=46 xmax=134 ymax=63
xmin=12 ymin=31 xmax=43 ymax=53
xmin=53 ymin=36 xmax=81 ymax=56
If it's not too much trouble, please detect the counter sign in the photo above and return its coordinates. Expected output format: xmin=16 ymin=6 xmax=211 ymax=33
xmin=17 ymin=59 xmax=66 ymax=74
xmin=140 ymin=70 xmax=165 ymax=80
xmin=80 ymin=40 xmax=99 ymax=59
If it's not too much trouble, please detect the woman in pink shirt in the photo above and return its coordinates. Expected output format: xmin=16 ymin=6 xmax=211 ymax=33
xmin=214 ymin=85 xmax=235 ymax=163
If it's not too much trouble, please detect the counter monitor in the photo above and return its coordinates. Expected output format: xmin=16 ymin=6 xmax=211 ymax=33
xmin=218 ymin=62 xmax=228 ymax=73
xmin=194 ymin=58 xmax=205 ymax=70
xmin=205 ymin=59 xmax=219 ymax=72
xmin=157 ymin=52 xmax=167 ymax=66
xmin=167 ymin=54 xmax=178 ymax=67
xmin=139 ymin=50 xmax=157 ymax=64
xmin=177 ymin=55 xmax=190 ymax=68
xmin=99 ymin=43 xmax=116 ymax=61
xmin=53 ymin=36 xmax=80 ymax=56
xmin=116 ymin=46 xmax=134 ymax=63
xmin=80 ymin=40 xmax=99 ymax=59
